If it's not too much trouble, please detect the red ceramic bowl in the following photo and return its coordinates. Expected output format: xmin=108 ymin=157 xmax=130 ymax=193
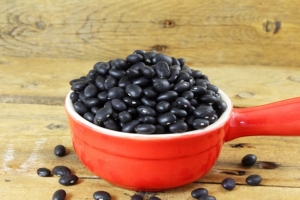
xmin=65 ymin=90 xmax=300 ymax=191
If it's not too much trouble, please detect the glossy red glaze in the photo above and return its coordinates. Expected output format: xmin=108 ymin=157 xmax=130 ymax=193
xmin=65 ymin=90 xmax=300 ymax=191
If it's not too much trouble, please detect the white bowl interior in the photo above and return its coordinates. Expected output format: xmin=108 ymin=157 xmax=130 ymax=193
xmin=65 ymin=89 xmax=233 ymax=139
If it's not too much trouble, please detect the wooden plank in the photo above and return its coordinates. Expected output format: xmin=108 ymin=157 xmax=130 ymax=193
xmin=0 ymin=0 xmax=300 ymax=66
xmin=0 ymin=57 xmax=299 ymax=107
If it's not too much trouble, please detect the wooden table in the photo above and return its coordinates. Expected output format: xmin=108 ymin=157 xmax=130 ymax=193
xmin=1 ymin=1 xmax=300 ymax=199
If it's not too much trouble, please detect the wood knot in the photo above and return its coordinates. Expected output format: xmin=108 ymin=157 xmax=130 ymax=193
xmin=162 ymin=20 xmax=176 ymax=28
xmin=218 ymin=169 xmax=246 ymax=176
xmin=262 ymin=20 xmax=281 ymax=34
xmin=151 ymin=45 xmax=168 ymax=52
xmin=288 ymin=76 xmax=300 ymax=83
xmin=36 ymin=21 xmax=46 ymax=30
xmin=229 ymin=143 xmax=255 ymax=148
xmin=236 ymin=92 xmax=255 ymax=99
xmin=258 ymin=161 xmax=278 ymax=169
xmin=47 ymin=123 xmax=64 ymax=130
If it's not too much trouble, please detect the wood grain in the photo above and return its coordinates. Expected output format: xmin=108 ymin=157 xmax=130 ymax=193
xmin=1 ymin=0 xmax=300 ymax=67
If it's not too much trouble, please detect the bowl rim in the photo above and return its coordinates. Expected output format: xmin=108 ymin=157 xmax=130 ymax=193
xmin=65 ymin=89 xmax=233 ymax=140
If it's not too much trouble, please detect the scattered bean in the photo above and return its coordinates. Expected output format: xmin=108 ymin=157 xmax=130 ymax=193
xmin=52 ymin=166 xmax=71 ymax=177
xmin=54 ymin=145 xmax=66 ymax=157
xmin=222 ymin=177 xmax=236 ymax=190
xmin=37 ymin=167 xmax=51 ymax=177
xmin=242 ymin=154 xmax=257 ymax=166
xmin=246 ymin=174 xmax=262 ymax=186
xmin=131 ymin=194 xmax=143 ymax=200
xmin=58 ymin=174 xmax=78 ymax=186
xmin=93 ymin=191 xmax=111 ymax=200
xmin=52 ymin=189 xmax=66 ymax=200
xmin=191 ymin=188 xmax=208 ymax=199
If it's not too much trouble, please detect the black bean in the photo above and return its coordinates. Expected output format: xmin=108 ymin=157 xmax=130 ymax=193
xmin=144 ymin=52 xmax=156 ymax=64
xmin=37 ymin=167 xmax=51 ymax=177
xmin=175 ymin=97 xmax=191 ymax=109
xmin=157 ymin=90 xmax=178 ymax=102
xmin=182 ymin=91 xmax=194 ymax=100
xmin=85 ymin=98 xmax=101 ymax=107
xmin=191 ymin=70 xmax=203 ymax=79
xmin=73 ymin=101 xmax=89 ymax=115
xmin=79 ymin=91 xmax=88 ymax=102
xmin=177 ymin=58 xmax=185 ymax=67
xmin=97 ymin=91 xmax=108 ymax=102
xmin=242 ymin=154 xmax=257 ymax=166
xmin=170 ymin=65 xmax=181 ymax=71
xmin=153 ymin=125 xmax=165 ymax=134
xmin=58 ymin=174 xmax=78 ymax=186
xmin=95 ymin=75 xmax=106 ymax=91
xmin=198 ymin=94 xmax=218 ymax=104
xmin=169 ymin=120 xmax=188 ymax=133
xmin=118 ymin=76 xmax=131 ymax=88
xmin=135 ymin=124 xmax=156 ymax=134
xmin=95 ymin=106 xmax=113 ymax=122
xmin=138 ymin=116 xmax=156 ymax=124
xmin=54 ymin=145 xmax=66 ymax=157
xmin=158 ymin=112 xmax=176 ymax=126
xmin=140 ymin=97 xmax=156 ymax=108
xmin=208 ymin=114 xmax=218 ymax=124
xmin=132 ymin=77 xmax=151 ymax=87
xmin=123 ymin=96 xmax=142 ymax=107
xmin=155 ymin=61 xmax=170 ymax=79
xmin=168 ymin=68 xmax=180 ymax=83
xmin=104 ymin=76 xmax=117 ymax=90
xmin=111 ymin=58 xmax=129 ymax=70
xmin=192 ymin=118 xmax=210 ymax=129
xmin=193 ymin=105 xmax=216 ymax=118
xmin=207 ymin=84 xmax=219 ymax=93
xmin=170 ymin=107 xmax=187 ymax=118
xmin=182 ymin=65 xmax=192 ymax=74
xmin=131 ymin=194 xmax=143 ymax=200
xmin=104 ymin=101 xmax=112 ymax=108
xmin=200 ymin=74 xmax=210 ymax=81
xmin=122 ymin=120 xmax=140 ymax=133
xmin=83 ymin=112 xmax=95 ymax=123
xmin=69 ymin=78 xmax=81 ymax=85
xmin=103 ymin=118 xmax=121 ymax=131
xmin=143 ymin=86 xmax=159 ymax=99
xmin=118 ymin=111 xmax=132 ymax=123
xmin=213 ymin=99 xmax=227 ymax=113
xmin=93 ymin=191 xmax=111 ymax=200
xmin=133 ymin=49 xmax=146 ymax=56
xmin=137 ymin=105 xmax=157 ymax=117
xmin=246 ymin=174 xmax=262 ymax=186
xmin=140 ymin=65 xmax=156 ymax=78
xmin=87 ymin=69 xmax=99 ymax=81
xmin=126 ymin=84 xmax=142 ymax=98
xmin=84 ymin=84 xmax=98 ymax=98
xmin=94 ymin=62 xmax=110 ymax=75
xmin=173 ymin=81 xmax=190 ymax=94
xmin=71 ymin=80 xmax=88 ymax=92
xmin=199 ymin=195 xmax=216 ymax=200
xmin=149 ymin=197 xmax=161 ymax=200
xmin=91 ymin=106 xmax=101 ymax=114
xmin=108 ymin=68 xmax=126 ymax=79
xmin=176 ymin=71 xmax=190 ymax=83
xmin=205 ymin=90 xmax=216 ymax=96
xmin=126 ymin=53 xmax=144 ymax=64
xmin=152 ymin=78 xmax=171 ymax=92
xmin=52 ymin=166 xmax=71 ymax=177
xmin=108 ymin=87 xmax=126 ymax=100
xmin=190 ymin=85 xmax=207 ymax=96
xmin=156 ymin=101 xmax=171 ymax=113
xmin=191 ymin=188 xmax=208 ymax=199
xmin=111 ymin=99 xmax=127 ymax=111
xmin=127 ymin=68 xmax=140 ymax=79
xmin=190 ymin=98 xmax=199 ymax=107
xmin=194 ymin=79 xmax=208 ymax=87
xmin=70 ymin=92 xmax=79 ymax=103
xmin=52 ymin=189 xmax=66 ymax=200
xmin=188 ymin=76 xmax=195 ymax=87
xmin=152 ymin=53 xmax=172 ymax=66
xmin=171 ymin=57 xmax=180 ymax=66
xmin=222 ymin=178 xmax=236 ymax=190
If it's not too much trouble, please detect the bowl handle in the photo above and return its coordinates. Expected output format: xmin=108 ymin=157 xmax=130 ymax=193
xmin=224 ymin=97 xmax=300 ymax=142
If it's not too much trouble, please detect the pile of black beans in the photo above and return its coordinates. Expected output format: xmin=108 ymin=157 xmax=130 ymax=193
xmin=69 ymin=50 xmax=227 ymax=134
